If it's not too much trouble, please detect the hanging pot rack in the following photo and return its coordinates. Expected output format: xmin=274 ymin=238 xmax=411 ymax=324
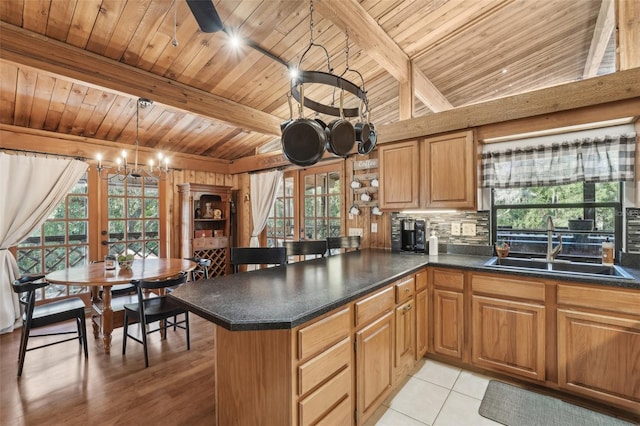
xmin=289 ymin=0 xmax=369 ymax=118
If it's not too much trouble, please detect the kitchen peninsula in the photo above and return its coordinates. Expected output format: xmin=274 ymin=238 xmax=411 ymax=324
xmin=169 ymin=250 xmax=640 ymax=425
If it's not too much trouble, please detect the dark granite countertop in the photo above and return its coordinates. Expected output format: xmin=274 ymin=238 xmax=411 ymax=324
xmin=169 ymin=249 xmax=639 ymax=332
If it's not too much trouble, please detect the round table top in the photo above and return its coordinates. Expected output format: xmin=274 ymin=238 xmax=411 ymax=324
xmin=45 ymin=258 xmax=196 ymax=286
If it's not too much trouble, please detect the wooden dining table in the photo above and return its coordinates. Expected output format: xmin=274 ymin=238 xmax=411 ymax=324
xmin=45 ymin=258 xmax=195 ymax=354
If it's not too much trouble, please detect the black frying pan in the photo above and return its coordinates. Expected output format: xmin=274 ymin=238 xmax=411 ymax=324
xmin=281 ymin=85 xmax=326 ymax=167
xmin=325 ymin=91 xmax=355 ymax=157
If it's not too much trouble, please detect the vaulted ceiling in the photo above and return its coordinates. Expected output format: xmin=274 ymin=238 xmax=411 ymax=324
xmin=0 ymin=0 xmax=617 ymax=162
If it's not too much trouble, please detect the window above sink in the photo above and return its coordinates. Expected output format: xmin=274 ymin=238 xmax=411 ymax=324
xmin=491 ymin=181 xmax=622 ymax=263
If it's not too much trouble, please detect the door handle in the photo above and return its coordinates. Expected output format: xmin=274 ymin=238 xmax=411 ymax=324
xmin=101 ymin=240 xmax=110 ymax=246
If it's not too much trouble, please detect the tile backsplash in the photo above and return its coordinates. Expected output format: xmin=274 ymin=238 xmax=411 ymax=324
xmin=402 ymin=210 xmax=490 ymax=246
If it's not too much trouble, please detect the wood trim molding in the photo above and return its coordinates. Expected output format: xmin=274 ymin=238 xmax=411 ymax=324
xmin=376 ymin=68 xmax=640 ymax=144
xmin=477 ymin=98 xmax=640 ymax=141
xmin=0 ymin=22 xmax=282 ymax=137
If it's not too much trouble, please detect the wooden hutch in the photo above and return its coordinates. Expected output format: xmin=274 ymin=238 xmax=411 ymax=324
xmin=178 ymin=183 xmax=232 ymax=277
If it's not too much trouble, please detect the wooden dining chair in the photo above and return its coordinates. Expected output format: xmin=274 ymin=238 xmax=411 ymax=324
xmin=326 ymin=236 xmax=361 ymax=255
xmin=231 ymin=247 xmax=287 ymax=273
xmin=282 ymin=240 xmax=328 ymax=263
xmin=122 ymin=272 xmax=189 ymax=368
xmin=184 ymin=257 xmax=212 ymax=281
xmin=12 ymin=274 xmax=88 ymax=376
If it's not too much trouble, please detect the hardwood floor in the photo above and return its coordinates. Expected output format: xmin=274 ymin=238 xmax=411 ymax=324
xmin=1 ymin=314 xmax=217 ymax=426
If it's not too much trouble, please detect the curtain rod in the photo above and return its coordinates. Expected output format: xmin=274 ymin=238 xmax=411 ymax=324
xmin=0 ymin=148 xmax=86 ymax=161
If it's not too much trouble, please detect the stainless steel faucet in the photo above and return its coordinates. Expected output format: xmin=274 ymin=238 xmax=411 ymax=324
xmin=546 ymin=216 xmax=562 ymax=262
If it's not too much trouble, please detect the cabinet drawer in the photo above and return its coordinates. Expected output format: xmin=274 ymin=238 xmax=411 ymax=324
xmin=299 ymin=367 xmax=351 ymax=426
xmin=315 ymin=394 xmax=352 ymax=426
xmin=471 ymin=274 xmax=545 ymax=302
xmin=298 ymin=308 xmax=350 ymax=360
xmin=298 ymin=338 xmax=350 ymax=397
xmin=395 ymin=276 xmax=415 ymax=304
xmin=432 ymin=268 xmax=464 ymax=291
xmin=354 ymin=286 xmax=394 ymax=327
xmin=192 ymin=236 xmax=227 ymax=250
xmin=557 ymin=284 xmax=640 ymax=316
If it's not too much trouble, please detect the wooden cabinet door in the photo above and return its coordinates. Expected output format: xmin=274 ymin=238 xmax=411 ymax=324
xmin=472 ymin=295 xmax=545 ymax=381
xmin=421 ymin=131 xmax=476 ymax=209
xmin=433 ymin=289 xmax=464 ymax=359
xmin=415 ymin=289 xmax=428 ymax=360
xmin=395 ymin=299 xmax=415 ymax=381
xmin=557 ymin=309 xmax=640 ymax=412
xmin=378 ymin=140 xmax=419 ymax=210
xmin=356 ymin=312 xmax=394 ymax=425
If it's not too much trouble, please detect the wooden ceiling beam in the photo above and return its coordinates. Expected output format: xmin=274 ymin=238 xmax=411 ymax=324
xmin=314 ymin=0 xmax=453 ymax=112
xmin=0 ymin=124 xmax=231 ymax=174
xmin=583 ymin=0 xmax=616 ymax=78
xmin=377 ymin=68 xmax=640 ymax=144
xmin=618 ymin=0 xmax=640 ymax=70
xmin=0 ymin=22 xmax=282 ymax=137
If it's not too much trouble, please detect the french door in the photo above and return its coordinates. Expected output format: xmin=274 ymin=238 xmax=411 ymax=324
xmin=15 ymin=169 xmax=166 ymax=302
xmin=100 ymin=174 xmax=165 ymax=260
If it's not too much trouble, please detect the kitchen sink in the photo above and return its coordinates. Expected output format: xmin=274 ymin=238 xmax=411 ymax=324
xmin=484 ymin=257 xmax=635 ymax=280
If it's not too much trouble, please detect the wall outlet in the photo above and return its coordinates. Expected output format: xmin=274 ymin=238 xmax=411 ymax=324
xmin=462 ymin=222 xmax=477 ymax=236
xmin=371 ymin=223 xmax=378 ymax=233
xmin=348 ymin=227 xmax=363 ymax=237
xmin=451 ymin=222 xmax=461 ymax=236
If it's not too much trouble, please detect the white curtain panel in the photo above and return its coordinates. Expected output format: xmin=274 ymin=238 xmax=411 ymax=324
xmin=249 ymin=169 xmax=284 ymax=248
xmin=0 ymin=153 xmax=88 ymax=333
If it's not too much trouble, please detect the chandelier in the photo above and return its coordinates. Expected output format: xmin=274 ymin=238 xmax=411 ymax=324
xmin=96 ymin=98 xmax=169 ymax=181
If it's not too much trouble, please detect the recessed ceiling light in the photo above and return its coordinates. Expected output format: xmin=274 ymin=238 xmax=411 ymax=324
xmin=289 ymin=67 xmax=299 ymax=80
xmin=230 ymin=34 xmax=242 ymax=49
xmin=501 ymin=68 xmax=508 ymax=74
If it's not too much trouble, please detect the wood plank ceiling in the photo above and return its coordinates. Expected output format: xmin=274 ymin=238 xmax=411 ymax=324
xmin=0 ymin=0 xmax=614 ymax=162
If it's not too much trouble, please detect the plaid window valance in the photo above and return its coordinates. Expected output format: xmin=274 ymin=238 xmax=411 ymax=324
xmin=481 ymin=133 xmax=636 ymax=188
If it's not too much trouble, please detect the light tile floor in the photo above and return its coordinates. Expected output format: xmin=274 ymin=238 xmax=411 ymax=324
xmin=375 ymin=360 xmax=502 ymax=426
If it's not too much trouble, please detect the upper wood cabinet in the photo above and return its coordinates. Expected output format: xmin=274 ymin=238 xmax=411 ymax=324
xmin=421 ymin=130 xmax=476 ymax=209
xmin=378 ymin=130 xmax=477 ymax=210
xmin=378 ymin=140 xmax=420 ymax=210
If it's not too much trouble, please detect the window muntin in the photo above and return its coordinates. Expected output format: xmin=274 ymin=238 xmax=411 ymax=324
xmin=106 ymin=175 xmax=160 ymax=259
xmin=266 ymin=174 xmax=295 ymax=248
xmin=493 ymin=182 xmax=621 ymax=262
xmin=17 ymin=173 xmax=89 ymax=300
xmin=302 ymin=169 xmax=341 ymax=240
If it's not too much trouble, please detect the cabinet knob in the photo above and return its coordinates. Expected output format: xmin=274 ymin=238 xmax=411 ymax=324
xmin=405 ymin=304 xmax=412 ymax=311
xmin=405 ymin=287 xmax=409 ymax=292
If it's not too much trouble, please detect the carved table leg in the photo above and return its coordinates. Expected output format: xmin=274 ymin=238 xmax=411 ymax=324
xmin=102 ymin=286 xmax=113 ymax=354
xmin=90 ymin=286 xmax=101 ymax=339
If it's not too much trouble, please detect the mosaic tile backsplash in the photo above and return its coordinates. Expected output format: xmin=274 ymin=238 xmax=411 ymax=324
xmin=403 ymin=210 xmax=491 ymax=246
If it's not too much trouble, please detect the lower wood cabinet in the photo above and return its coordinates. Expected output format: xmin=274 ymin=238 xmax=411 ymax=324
xmin=395 ymin=299 xmax=415 ymax=383
xmin=470 ymin=273 xmax=546 ymax=381
xmin=472 ymin=295 xmax=545 ymax=381
xmin=356 ymin=311 xmax=394 ymax=424
xmin=557 ymin=309 xmax=640 ymax=411
xmin=431 ymin=268 xmax=465 ymax=360
xmin=415 ymin=289 xmax=428 ymax=360
xmin=556 ymin=283 xmax=640 ymax=412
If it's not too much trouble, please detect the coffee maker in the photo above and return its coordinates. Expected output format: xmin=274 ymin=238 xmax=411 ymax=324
xmin=401 ymin=218 xmax=415 ymax=251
